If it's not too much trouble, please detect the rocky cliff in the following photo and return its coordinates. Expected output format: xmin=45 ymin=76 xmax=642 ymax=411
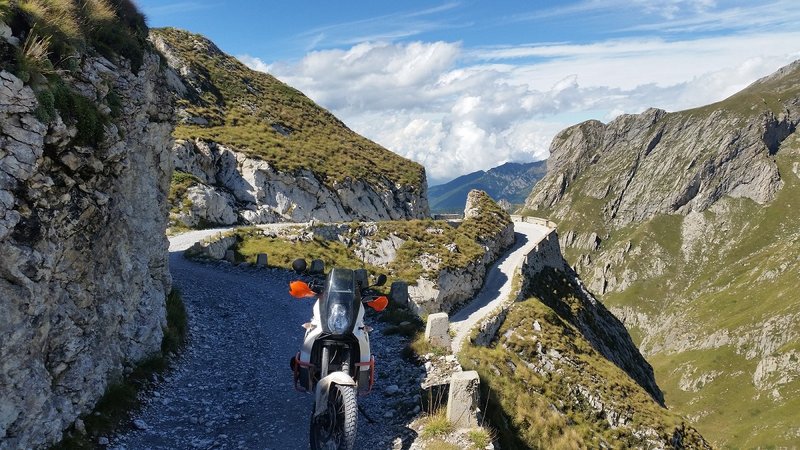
xmin=518 ymin=232 xmax=664 ymax=405
xmin=523 ymin=60 xmax=800 ymax=446
xmin=0 ymin=4 xmax=173 ymax=449
xmin=407 ymin=190 xmax=514 ymax=314
xmin=170 ymin=138 xmax=428 ymax=225
xmin=150 ymin=28 xmax=429 ymax=228
xmin=458 ymin=224 xmax=714 ymax=448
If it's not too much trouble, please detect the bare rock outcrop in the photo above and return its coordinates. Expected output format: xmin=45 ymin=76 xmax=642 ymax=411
xmin=0 ymin=42 xmax=173 ymax=450
xmin=409 ymin=190 xmax=514 ymax=314
xmin=151 ymin=28 xmax=430 ymax=228
xmin=526 ymin=81 xmax=799 ymax=227
xmin=171 ymin=139 xmax=429 ymax=226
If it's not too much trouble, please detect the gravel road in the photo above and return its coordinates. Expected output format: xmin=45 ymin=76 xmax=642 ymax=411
xmin=110 ymin=230 xmax=425 ymax=450
xmin=450 ymin=221 xmax=552 ymax=354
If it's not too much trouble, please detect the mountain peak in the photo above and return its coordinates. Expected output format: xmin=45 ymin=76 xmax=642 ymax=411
xmin=429 ymin=161 xmax=546 ymax=213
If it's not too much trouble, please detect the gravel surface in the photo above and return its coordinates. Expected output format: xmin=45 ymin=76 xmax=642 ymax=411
xmin=110 ymin=235 xmax=426 ymax=450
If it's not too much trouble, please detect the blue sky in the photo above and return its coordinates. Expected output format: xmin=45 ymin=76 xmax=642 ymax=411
xmin=135 ymin=0 xmax=800 ymax=184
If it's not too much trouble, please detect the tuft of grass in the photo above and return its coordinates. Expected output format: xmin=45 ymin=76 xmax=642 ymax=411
xmin=161 ymin=288 xmax=188 ymax=354
xmin=420 ymin=409 xmax=454 ymax=439
xmin=16 ymin=28 xmax=54 ymax=85
xmin=168 ymin=170 xmax=201 ymax=217
xmin=466 ymin=427 xmax=493 ymax=449
xmin=409 ymin=330 xmax=449 ymax=357
xmin=50 ymin=78 xmax=106 ymax=145
xmin=29 ymin=75 xmax=109 ymax=145
xmin=2 ymin=0 xmax=149 ymax=78
xmin=424 ymin=440 xmax=461 ymax=450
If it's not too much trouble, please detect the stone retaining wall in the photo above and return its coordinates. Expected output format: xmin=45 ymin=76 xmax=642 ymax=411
xmin=470 ymin=218 xmax=560 ymax=347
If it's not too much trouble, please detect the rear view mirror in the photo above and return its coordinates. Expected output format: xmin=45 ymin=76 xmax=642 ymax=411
xmin=373 ymin=274 xmax=387 ymax=287
xmin=292 ymin=259 xmax=307 ymax=273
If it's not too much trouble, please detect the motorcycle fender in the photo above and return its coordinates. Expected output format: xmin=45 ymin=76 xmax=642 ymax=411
xmin=313 ymin=372 xmax=357 ymax=417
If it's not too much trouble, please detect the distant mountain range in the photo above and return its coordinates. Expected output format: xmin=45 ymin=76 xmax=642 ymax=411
xmin=429 ymin=161 xmax=547 ymax=213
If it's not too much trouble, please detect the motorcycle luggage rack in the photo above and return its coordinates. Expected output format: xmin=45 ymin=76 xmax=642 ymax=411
xmin=355 ymin=356 xmax=375 ymax=395
xmin=293 ymin=353 xmax=375 ymax=395
xmin=292 ymin=352 xmax=316 ymax=392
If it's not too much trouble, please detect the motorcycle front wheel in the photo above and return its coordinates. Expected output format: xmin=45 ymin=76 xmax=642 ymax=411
xmin=310 ymin=384 xmax=357 ymax=450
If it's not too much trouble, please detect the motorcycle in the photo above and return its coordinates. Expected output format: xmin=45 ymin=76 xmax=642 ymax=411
xmin=288 ymin=259 xmax=389 ymax=450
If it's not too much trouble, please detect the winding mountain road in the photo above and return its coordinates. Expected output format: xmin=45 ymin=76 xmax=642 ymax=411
xmin=450 ymin=221 xmax=552 ymax=354
xmin=110 ymin=220 xmax=552 ymax=449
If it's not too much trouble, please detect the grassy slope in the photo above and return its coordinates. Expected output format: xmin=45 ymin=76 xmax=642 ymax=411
xmin=600 ymin=139 xmax=800 ymax=448
xmin=1 ymin=1 xmax=149 ymax=148
xmin=460 ymin=268 xmax=707 ymax=449
xmin=152 ymin=27 xmax=425 ymax=189
xmin=534 ymin=73 xmax=800 ymax=446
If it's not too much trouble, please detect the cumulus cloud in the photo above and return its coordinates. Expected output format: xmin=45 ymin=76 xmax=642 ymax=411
xmin=240 ymin=32 xmax=800 ymax=185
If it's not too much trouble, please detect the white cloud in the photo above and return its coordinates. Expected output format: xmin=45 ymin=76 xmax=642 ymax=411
xmin=240 ymin=32 xmax=800 ymax=185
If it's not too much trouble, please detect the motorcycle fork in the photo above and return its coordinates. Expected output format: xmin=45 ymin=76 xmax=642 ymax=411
xmin=320 ymin=344 xmax=351 ymax=379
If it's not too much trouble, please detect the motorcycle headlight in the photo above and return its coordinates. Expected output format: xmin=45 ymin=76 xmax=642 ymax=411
xmin=327 ymin=303 xmax=350 ymax=334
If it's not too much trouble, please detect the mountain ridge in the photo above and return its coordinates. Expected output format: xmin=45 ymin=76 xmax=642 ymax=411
xmin=429 ymin=161 xmax=546 ymax=213
xmin=151 ymin=27 xmax=430 ymax=228
xmin=522 ymin=59 xmax=800 ymax=446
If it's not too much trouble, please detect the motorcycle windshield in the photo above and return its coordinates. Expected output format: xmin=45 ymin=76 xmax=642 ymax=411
xmin=320 ymin=268 xmax=359 ymax=335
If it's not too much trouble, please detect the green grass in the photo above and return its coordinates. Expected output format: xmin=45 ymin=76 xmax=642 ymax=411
xmin=2 ymin=1 xmax=149 ymax=147
xmin=420 ymin=409 xmax=454 ymax=439
xmin=234 ymin=193 xmax=511 ymax=288
xmin=459 ymin=280 xmax=707 ymax=449
xmin=152 ymin=27 xmax=425 ymax=190
xmin=409 ymin=329 xmax=449 ymax=357
xmin=424 ymin=440 xmax=461 ymax=450
xmin=51 ymin=289 xmax=188 ymax=449
xmin=2 ymin=0 xmax=148 ymax=79
xmin=234 ymin=229 xmax=378 ymax=272
xmin=466 ymin=427 xmax=493 ymax=449
xmin=168 ymin=171 xmax=201 ymax=221
xmin=547 ymin=128 xmax=800 ymax=446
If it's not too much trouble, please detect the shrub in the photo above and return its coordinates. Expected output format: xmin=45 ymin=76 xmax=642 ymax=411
xmin=50 ymin=79 xmax=106 ymax=145
xmin=5 ymin=0 xmax=149 ymax=75
xmin=33 ymin=87 xmax=56 ymax=123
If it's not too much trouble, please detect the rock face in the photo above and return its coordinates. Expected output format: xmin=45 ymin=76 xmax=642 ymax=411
xmin=171 ymin=138 xmax=429 ymax=225
xmin=519 ymin=232 xmax=664 ymax=405
xmin=525 ymin=102 xmax=794 ymax=227
xmin=409 ymin=190 xmax=514 ymax=314
xmin=523 ymin=60 xmax=800 ymax=445
xmin=0 ymin=36 xmax=172 ymax=450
